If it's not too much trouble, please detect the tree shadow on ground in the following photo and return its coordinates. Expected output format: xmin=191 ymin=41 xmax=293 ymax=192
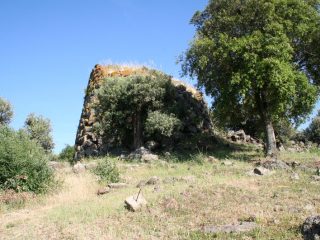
xmin=161 ymin=135 xmax=264 ymax=163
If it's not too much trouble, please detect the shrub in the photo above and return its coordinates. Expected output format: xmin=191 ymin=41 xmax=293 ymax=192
xmin=0 ymin=126 xmax=55 ymax=193
xmin=59 ymin=145 xmax=75 ymax=163
xmin=145 ymin=111 xmax=181 ymax=137
xmin=92 ymin=158 xmax=120 ymax=184
xmin=24 ymin=113 xmax=54 ymax=153
xmin=305 ymin=115 xmax=320 ymax=144
xmin=0 ymin=97 xmax=13 ymax=126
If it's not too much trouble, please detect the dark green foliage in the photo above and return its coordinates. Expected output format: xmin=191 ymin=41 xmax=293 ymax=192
xmin=58 ymin=145 xmax=75 ymax=163
xmin=0 ymin=97 xmax=13 ymax=126
xmin=304 ymin=112 xmax=320 ymax=144
xmin=0 ymin=126 xmax=55 ymax=193
xmin=145 ymin=111 xmax=181 ymax=138
xmin=181 ymin=0 xmax=320 ymax=155
xmin=96 ymin=70 xmax=176 ymax=148
xmin=24 ymin=113 xmax=55 ymax=153
xmin=92 ymin=158 xmax=120 ymax=184
xmin=274 ymin=119 xmax=298 ymax=145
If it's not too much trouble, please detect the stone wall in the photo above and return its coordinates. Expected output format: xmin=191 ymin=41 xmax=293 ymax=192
xmin=74 ymin=64 xmax=212 ymax=159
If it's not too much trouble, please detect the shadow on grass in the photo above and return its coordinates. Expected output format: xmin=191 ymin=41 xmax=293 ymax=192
xmin=160 ymin=135 xmax=264 ymax=163
xmin=89 ymin=134 xmax=264 ymax=164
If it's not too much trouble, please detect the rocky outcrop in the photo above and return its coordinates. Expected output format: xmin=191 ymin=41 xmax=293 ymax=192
xmin=227 ymin=129 xmax=262 ymax=145
xmin=74 ymin=65 xmax=212 ymax=160
xmin=302 ymin=216 xmax=320 ymax=240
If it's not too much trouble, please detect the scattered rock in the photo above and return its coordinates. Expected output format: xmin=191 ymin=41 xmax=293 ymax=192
xmin=145 ymin=141 xmax=158 ymax=151
xmin=261 ymin=160 xmax=289 ymax=170
xmin=291 ymin=173 xmax=300 ymax=180
xmin=222 ymin=160 xmax=234 ymax=166
xmin=179 ymin=175 xmax=196 ymax=183
xmin=164 ymin=152 xmax=171 ymax=157
xmin=141 ymin=153 xmax=159 ymax=163
xmin=48 ymin=161 xmax=65 ymax=170
xmin=146 ymin=176 xmax=160 ymax=185
xmin=162 ymin=197 xmax=179 ymax=210
xmin=203 ymin=222 xmax=257 ymax=234
xmin=311 ymin=175 xmax=320 ymax=181
xmin=108 ymin=183 xmax=127 ymax=189
xmin=207 ymin=156 xmax=218 ymax=163
xmin=304 ymin=204 xmax=315 ymax=212
xmin=128 ymin=147 xmax=151 ymax=160
xmin=288 ymin=207 xmax=302 ymax=214
xmin=253 ymin=167 xmax=272 ymax=176
xmin=227 ymin=129 xmax=261 ymax=146
xmin=97 ymin=187 xmax=110 ymax=195
xmin=301 ymin=215 xmax=320 ymax=240
xmin=72 ymin=162 xmax=86 ymax=174
xmin=136 ymin=180 xmax=146 ymax=188
xmin=125 ymin=193 xmax=147 ymax=212
xmin=163 ymin=177 xmax=176 ymax=184
xmin=153 ymin=185 xmax=161 ymax=192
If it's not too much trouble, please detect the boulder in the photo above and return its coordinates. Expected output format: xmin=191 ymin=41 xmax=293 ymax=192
xmin=290 ymin=173 xmax=300 ymax=180
xmin=146 ymin=176 xmax=160 ymax=185
xmin=261 ymin=160 xmax=289 ymax=170
xmin=253 ymin=167 xmax=272 ymax=176
xmin=301 ymin=216 xmax=320 ymax=240
xmin=125 ymin=193 xmax=147 ymax=212
xmin=141 ymin=153 xmax=159 ymax=163
xmin=72 ymin=162 xmax=86 ymax=174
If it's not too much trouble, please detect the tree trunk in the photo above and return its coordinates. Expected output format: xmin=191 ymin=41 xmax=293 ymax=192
xmin=264 ymin=118 xmax=277 ymax=157
xmin=256 ymin=92 xmax=278 ymax=157
xmin=133 ymin=112 xmax=143 ymax=149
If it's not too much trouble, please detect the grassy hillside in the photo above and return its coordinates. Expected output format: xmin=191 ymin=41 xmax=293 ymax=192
xmin=0 ymin=146 xmax=319 ymax=239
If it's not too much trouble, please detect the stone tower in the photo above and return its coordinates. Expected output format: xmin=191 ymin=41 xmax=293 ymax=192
xmin=74 ymin=64 xmax=212 ymax=159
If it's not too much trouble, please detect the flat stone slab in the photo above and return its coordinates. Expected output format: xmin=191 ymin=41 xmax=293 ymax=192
xmin=108 ymin=183 xmax=128 ymax=189
xmin=97 ymin=187 xmax=110 ymax=195
xmin=203 ymin=222 xmax=257 ymax=234
xmin=125 ymin=194 xmax=147 ymax=212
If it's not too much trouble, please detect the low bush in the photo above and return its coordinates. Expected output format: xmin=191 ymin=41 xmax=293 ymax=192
xmin=92 ymin=158 xmax=120 ymax=184
xmin=0 ymin=126 xmax=55 ymax=194
xmin=58 ymin=144 xmax=75 ymax=164
xmin=304 ymin=114 xmax=320 ymax=144
xmin=145 ymin=111 xmax=181 ymax=138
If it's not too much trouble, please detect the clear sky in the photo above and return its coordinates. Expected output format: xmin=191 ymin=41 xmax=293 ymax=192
xmin=0 ymin=0 xmax=318 ymax=153
xmin=0 ymin=0 xmax=208 ymax=153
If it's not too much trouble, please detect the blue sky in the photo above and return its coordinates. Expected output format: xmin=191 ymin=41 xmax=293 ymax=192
xmin=0 ymin=0 xmax=318 ymax=153
xmin=0 ymin=0 xmax=209 ymax=153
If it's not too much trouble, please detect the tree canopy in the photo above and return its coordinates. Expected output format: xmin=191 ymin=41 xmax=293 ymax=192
xmin=181 ymin=0 xmax=320 ymax=155
xmin=24 ymin=113 xmax=55 ymax=153
xmin=96 ymin=70 xmax=180 ymax=149
xmin=0 ymin=97 xmax=13 ymax=126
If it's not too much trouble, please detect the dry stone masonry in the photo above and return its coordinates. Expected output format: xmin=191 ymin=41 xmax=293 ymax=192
xmin=74 ymin=64 xmax=212 ymax=159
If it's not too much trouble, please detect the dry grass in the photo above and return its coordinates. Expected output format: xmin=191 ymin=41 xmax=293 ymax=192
xmin=0 ymin=150 xmax=319 ymax=239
